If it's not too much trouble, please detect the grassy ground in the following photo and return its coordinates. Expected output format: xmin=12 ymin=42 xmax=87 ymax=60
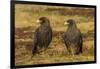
xmin=15 ymin=4 xmax=95 ymax=66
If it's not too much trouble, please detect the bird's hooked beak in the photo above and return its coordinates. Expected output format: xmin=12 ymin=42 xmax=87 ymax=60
xmin=36 ymin=19 xmax=40 ymax=23
xmin=64 ymin=21 xmax=69 ymax=25
xmin=36 ymin=19 xmax=42 ymax=25
xmin=36 ymin=20 xmax=42 ymax=27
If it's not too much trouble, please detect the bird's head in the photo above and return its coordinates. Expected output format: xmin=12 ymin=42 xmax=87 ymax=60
xmin=37 ymin=17 xmax=50 ymax=25
xmin=64 ymin=19 xmax=76 ymax=26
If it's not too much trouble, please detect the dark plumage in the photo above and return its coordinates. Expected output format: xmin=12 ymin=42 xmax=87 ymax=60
xmin=62 ymin=19 xmax=83 ymax=55
xmin=32 ymin=17 xmax=52 ymax=55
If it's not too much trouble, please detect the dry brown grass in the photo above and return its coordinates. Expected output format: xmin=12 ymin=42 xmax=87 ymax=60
xmin=15 ymin=4 xmax=95 ymax=66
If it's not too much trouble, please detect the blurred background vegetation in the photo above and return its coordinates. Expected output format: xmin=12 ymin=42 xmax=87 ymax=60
xmin=15 ymin=4 xmax=95 ymax=66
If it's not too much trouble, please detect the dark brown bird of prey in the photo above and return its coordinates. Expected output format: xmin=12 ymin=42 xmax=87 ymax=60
xmin=32 ymin=17 xmax=52 ymax=55
xmin=62 ymin=19 xmax=83 ymax=55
